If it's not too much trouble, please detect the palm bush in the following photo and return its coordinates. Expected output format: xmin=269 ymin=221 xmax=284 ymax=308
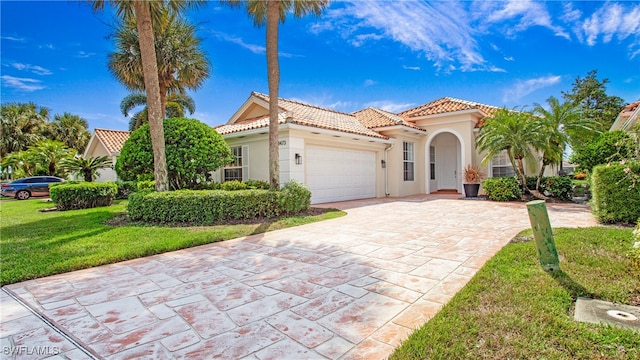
xmin=61 ymin=156 xmax=112 ymax=182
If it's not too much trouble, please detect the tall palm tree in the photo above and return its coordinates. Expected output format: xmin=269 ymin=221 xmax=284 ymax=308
xmin=532 ymin=96 xmax=600 ymax=190
xmin=30 ymin=140 xmax=74 ymax=177
xmin=44 ymin=113 xmax=92 ymax=153
xmin=0 ymin=102 xmax=49 ymax=157
xmin=109 ymin=13 xmax=209 ymax=121
xmin=223 ymin=0 xmax=330 ymax=189
xmin=121 ymin=93 xmax=196 ymax=131
xmin=61 ymin=155 xmax=112 ymax=182
xmin=91 ymin=0 xmax=203 ymax=191
xmin=476 ymin=108 xmax=547 ymax=198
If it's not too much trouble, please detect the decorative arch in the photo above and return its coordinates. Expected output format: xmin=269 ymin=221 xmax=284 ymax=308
xmin=425 ymin=128 xmax=466 ymax=194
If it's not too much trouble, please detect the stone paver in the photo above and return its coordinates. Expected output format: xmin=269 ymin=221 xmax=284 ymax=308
xmin=1 ymin=195 xmax=597 ymax=359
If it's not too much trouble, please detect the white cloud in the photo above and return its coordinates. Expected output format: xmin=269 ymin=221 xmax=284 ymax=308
xmin=77 ymin=51 xmax=96 ymax=58
xmin=502 ymin=75 xmax=561 ymax=102
xmin=210 ymin=30 xmax=300 ymax=58
xmin=579 ymin=3 xmax=640 ymax=45
xmin=1 ymin=75 xmax=45 ymax=91
xmin=11 ymin=63 xmax=52 ymax=75
xmin=363 ymin=79 xmax=377 ymax=87
xmin=402 ymin=65 xmax=420 ymax=71
xmin=364 ymin=100 xmax=414 ymax=113
xmin=1 ymin=36 xmax=25 ymax=42
xmin=312 ymin=1 xmax=488 ymax=71
xmin=473 ymin=0 xmax=569 ymax=39
xmin=504 ymin=56 xmax=515 ymax=62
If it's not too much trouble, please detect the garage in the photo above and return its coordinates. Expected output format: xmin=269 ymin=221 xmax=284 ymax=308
xmin=306 ymin=146 xmax=376 ymax=204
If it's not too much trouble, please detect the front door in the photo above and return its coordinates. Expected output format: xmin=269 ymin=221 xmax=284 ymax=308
xmin=436 ymin=134 xmax=459 ymax=190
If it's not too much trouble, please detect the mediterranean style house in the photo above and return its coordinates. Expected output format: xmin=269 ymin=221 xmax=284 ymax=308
xmin=214 ymin=92 xmax=555 ymax=204
xmin=85 ymin=92 xmax=558 ymax=204
xmin=610 ymin=100 xmax=640 ymax=132
xmin=83 ymin=128 xmax=130 ymax=182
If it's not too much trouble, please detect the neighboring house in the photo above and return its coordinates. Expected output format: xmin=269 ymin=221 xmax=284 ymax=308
xmin=215 ymin=92 xmax=556 ymax=204
xmin=610 ymin=100 xmax=640 ymax=132
xmin=83 ymin=128 xmax=130 ymax=182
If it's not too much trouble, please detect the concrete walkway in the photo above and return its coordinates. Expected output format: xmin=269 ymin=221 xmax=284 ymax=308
xmin=1 ymin=195 xmax=598 ymax=360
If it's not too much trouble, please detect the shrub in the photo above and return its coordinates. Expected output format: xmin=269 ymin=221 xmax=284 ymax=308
xmin=50 ymin=182 xmax=117 ymax=211
xmin=482 ymin=177 xmax=522 ymax=201
xmin=591 ymin=162 xmax=640 ymax=223
xmin=245 ymin=179 xmax=270 ymax=190
xmin=127 ymin=189 xmax=281 ymax=224
xmin=137 ymin=180 xmax=155 ymax=192
xmin=570 ymin=130 xmax=635 ymax=172
xmin=115 ymin=181 xmax=138 ymax=199
xmin=220 ymin=180 xmax=248 ymax=191
xmin=277 ymin=180 xmax=311 ymax=213
xmin=116 ymin=118 xmax=234 ymax=189
xmin=544 ymin=176 xmax=573 ymax=200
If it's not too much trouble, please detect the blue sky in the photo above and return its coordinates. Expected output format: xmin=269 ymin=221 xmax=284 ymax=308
xmin=2 ymin=1 xmax=639 ymax=132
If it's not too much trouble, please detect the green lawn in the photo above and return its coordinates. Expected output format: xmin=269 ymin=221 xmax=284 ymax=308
xmin=0 ymin=199 xmax=344 ymax=285
xmin=391 ymin=227 xmax=640 ymax=360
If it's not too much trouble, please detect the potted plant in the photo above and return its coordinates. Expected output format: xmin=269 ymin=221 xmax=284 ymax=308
xmin=463 ymin=164 xmax=484 ymax=198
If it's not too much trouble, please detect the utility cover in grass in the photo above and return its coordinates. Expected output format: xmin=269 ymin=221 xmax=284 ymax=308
xmin=574 ymin=297 xmax=640 ymax=332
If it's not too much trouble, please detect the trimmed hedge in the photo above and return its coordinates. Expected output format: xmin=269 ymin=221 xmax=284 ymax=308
xmin=126 ymin=181 xmax=313 ymax=224
xmin=525 ymin=175 xmax=573 ymax=200
xmin=482 ymin=177 xmax=522 ymax=201
xmin=591 ymin=162 xmax=640 ymax=223
xmin=50 ymin=182 xmax=117 ymax=211
xmin=127 ymin=190 xmax=281 ymax=224
xmin=115 ymin=181 xmax=138 ymax=200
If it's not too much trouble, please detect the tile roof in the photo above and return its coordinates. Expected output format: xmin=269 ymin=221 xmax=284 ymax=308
xmin=94 ymin=128 xmax=130 ymax=154
xmin=611 ymin=100 xmax=640 ymax=131
xmin=352 ymin=107 xmax=426 ymax=132
xmin=399 ymin=97 xmax=499 ymax=119
xmin=216 ymin=92 xmax=388 ymax=139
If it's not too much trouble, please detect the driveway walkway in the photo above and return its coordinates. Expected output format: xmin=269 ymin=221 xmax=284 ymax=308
xmin=1 ymin=195 xmax=598 ymax=359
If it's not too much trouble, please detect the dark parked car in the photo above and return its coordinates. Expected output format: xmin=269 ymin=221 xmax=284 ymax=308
xmin=1 ymin=176 xmax=64 ymax=200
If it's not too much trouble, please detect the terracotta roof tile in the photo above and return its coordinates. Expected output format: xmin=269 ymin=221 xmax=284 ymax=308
xmin=216 ymin=93 xmax=388 ymax=139
xmin=94 ymin=128 xmax=130 ymax=154
xmin=399 ymin=97 xmax=499 ymax=119
xmin=353 ymin=107 xmax=425 ymax=132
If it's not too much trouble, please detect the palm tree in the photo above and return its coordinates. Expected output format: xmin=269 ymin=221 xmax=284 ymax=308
xmin=532 ymin=96 xmax=600 ymax=190
xmin=30 ymin=140 xmax=74 ymax=177
xmin=476 ymin=108 xmax=547 ymax=198
xmin=109 ymin=13 xmax=209 ymax=121
xmin=1 ymin=150 xmax=38 ymax=178
xmin=121 ymin=93 xmax=196 ymax=131
xmin=61 ymin=156 xmax=112 ymax=182
xmin=223 ymin=0 xmax=330 ymax=189
xmin=0 ymin=102 xmax=49 ymax=157
xmin=44 ymin=113 xmax=92 ymax=153
xmin=91 ymin=0 xmax=203 ymax=191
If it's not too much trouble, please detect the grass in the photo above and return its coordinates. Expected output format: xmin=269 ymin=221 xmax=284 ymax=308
xmin=390 ymin=227 xmax=640 ymax=360
xmin=0 ymin=198 xmax=345 ymax=285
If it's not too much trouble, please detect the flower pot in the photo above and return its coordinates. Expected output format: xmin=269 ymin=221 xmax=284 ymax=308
xmin=463 ymin=183 xmax=480 ymax=198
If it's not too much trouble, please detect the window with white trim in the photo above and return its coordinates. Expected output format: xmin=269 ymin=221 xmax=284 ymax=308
xmin=491 ymin=150 xmax=516 ymax=177
xmin=224 ymin=146 xmax=248 ymax=181
xmin=403 ymin=141 xmax=415 ymax=181
xmin=430 ymin=146 xmax=436 ymax=180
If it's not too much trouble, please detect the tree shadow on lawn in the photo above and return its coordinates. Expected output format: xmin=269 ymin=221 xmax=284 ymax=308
xmin=1 ymin=211 xmax=115 ymax=248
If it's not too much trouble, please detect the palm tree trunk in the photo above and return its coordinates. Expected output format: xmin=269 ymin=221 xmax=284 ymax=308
xmin=266 ymin=0 xmax=280 ymax=190
xmin=159 ymin=82 xmax=167 ymax=120
xmin=536 ymin=162 xmax=547 ymax=191
xmin=134 ymin=1 xmax=169 ymax=191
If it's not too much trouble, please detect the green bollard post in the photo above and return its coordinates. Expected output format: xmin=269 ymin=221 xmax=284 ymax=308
xmin=526 ymin=200 xmax=560 ymax=272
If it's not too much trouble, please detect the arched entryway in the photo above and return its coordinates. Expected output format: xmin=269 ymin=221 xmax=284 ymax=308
xmin=426 ymin=130 xmax=463 ymax=194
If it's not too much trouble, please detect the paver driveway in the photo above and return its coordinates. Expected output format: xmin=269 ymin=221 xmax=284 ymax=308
xmin=1 ymin=195 xmax=597 ymax=359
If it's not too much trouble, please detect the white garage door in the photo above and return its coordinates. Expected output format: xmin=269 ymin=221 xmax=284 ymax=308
xmin=306 ymin=146 xmax=376 ymax=204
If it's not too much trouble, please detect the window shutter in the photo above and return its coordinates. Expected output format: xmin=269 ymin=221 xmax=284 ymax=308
xmin=242 ymin=145 xmax=249 ymax=181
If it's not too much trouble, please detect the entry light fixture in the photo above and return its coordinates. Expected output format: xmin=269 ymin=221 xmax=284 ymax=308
xmin=381 ymin=160 xmax=386 ymax=168
xmin=295 ymin=153 xmax=302 ymax=165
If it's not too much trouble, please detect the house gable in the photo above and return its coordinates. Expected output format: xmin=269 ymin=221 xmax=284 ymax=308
xmin=83 ymin=128 xmax=130 ymax=158
xmin=610 ymin=100 xmax=640 ymax=132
